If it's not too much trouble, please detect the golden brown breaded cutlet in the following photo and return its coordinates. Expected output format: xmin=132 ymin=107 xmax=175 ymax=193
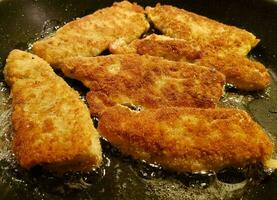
xmin=58 ymin=54 xmax=225 ymax=116
xmin=146 ymin=4 xmax=259 ymax=56
xmin=109 ymin=34 xmax=202 ymax=62
xmin=98 ymin=105 xmax=274 ymax=172
xmin=4 ymin=50 xmax=102 ymax=173
xmin=198 ymin=53 xmax=270 ymax=91
xmin=110 ymin=34 xmax=270 ymax=91
xmin=32 ymin=1 xmax=149 ymax=66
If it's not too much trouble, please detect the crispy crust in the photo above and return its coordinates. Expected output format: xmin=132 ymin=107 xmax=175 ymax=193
xmin=110 ymin=34 xmax=270 ymax=91
xmin=58 ymin=54 xmax=225 ymax=116
xmin=3 ymin=50 xmax=55 ymax=86
xmin=109 ymin=34 xmax=202 ymax=62
xmin=146 ymin=4 xmax=259 ymax=56
xmin=198 ymin=53 xmax=270 ymax=91
xmin=32 ymin=1 xmax=149 ymax=66
xmin=98 ymin=105 xmax=273 ymax=172
xmin=4 ymin=50 xmax=102 ymax=172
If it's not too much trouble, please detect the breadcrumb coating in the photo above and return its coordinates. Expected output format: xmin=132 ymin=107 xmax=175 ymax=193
xmin=4 ymin=50 xmax=102 ymax=172
xmin=98 ymin=105 xmax=273 ymax=172
xmin=58 ymin=54 xmax=225 ymax=116
xmin=32 ymin=1 xmax=149 ymax=65
xmin=110 ymin=34 xmax=270 ymax=91
xmin=146 ymin=4 xmax=259 ymax=56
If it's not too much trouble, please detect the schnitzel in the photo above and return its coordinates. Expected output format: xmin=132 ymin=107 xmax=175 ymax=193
xmin=4 ymin=50 xmax=102 ymax=173
xmin=198 ymin=52 xmax=270 ymax=91
xmin=98 ymin=105 xmax=273 ymax=172
xmin=146 ymin=4 xmax=259 ymax=56
xmin=59 ymin=55 xmax=225 ymax=116
xmin=32 ymin=1 xmax=149 ymax=66
xmin=110 ymin=34 xmax=270 ymax=91
xmin=109 ymin=34 xmax=202 ymax=62
xmin=58 ymin=54 xmax=225 ymax=116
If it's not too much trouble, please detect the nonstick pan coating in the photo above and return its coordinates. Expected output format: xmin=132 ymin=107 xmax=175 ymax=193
xmin=0 ymin=0 xmax=277 ymax=199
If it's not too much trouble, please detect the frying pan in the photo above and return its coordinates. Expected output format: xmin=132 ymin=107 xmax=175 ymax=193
xmin=0 ymin=0 xmax=277 ymax=199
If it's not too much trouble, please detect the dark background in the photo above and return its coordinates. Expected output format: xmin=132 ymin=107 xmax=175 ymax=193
xmin=0 ymin=0 xmax=276 ymax=199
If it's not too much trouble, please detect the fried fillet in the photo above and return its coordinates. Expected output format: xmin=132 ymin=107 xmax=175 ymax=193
xmin=32 ymin=1 xmax=149 ymax=66
xmin=98 ymin=105 xmax=273 ymax=172
xmin=146 ymin=4 xmax=259 ymax=56
xmin=109 ymin=34 xmax=202 ymax=62
xmin=198 ymin=53 xmax=270 ymax=91
xmin=110 ymin=34 xmax=270 ymax=91
xmin=58 ymin=54 xmax=225 ymax=116
xmin=4 ymin=50 xmax=102 ymax=172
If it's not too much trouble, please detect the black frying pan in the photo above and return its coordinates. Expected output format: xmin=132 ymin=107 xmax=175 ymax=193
xmin=0 ymin=0 xmax=277 ymax=199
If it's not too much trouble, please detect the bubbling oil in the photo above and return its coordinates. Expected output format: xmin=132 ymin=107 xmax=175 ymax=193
xmin=0 ymin=82 xmax=12 ymax=162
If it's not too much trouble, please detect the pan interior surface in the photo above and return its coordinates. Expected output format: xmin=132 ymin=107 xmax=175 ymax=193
xmin=0 ymin=0 xmax=277 ymax=200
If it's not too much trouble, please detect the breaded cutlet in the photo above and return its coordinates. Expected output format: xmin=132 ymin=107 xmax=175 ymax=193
xmin=32 ymin=1 xmax=149 ymax=66
xmin=109 ymin=34 xmax=202 ymax=62
xmin=4 ymin=50 xmax=102 ymax=173
xmin=98 ymin=105 xmax=274 ymax=172
xmin=198 ymin=52 xmax=270 ymax=91
xmin=110 ymin=34 xmax=270 ymax=91
xmin=58 ymin=54 xmax=225 ymax=116
xmin=146 ymin=4 xmax=259 ymax=56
